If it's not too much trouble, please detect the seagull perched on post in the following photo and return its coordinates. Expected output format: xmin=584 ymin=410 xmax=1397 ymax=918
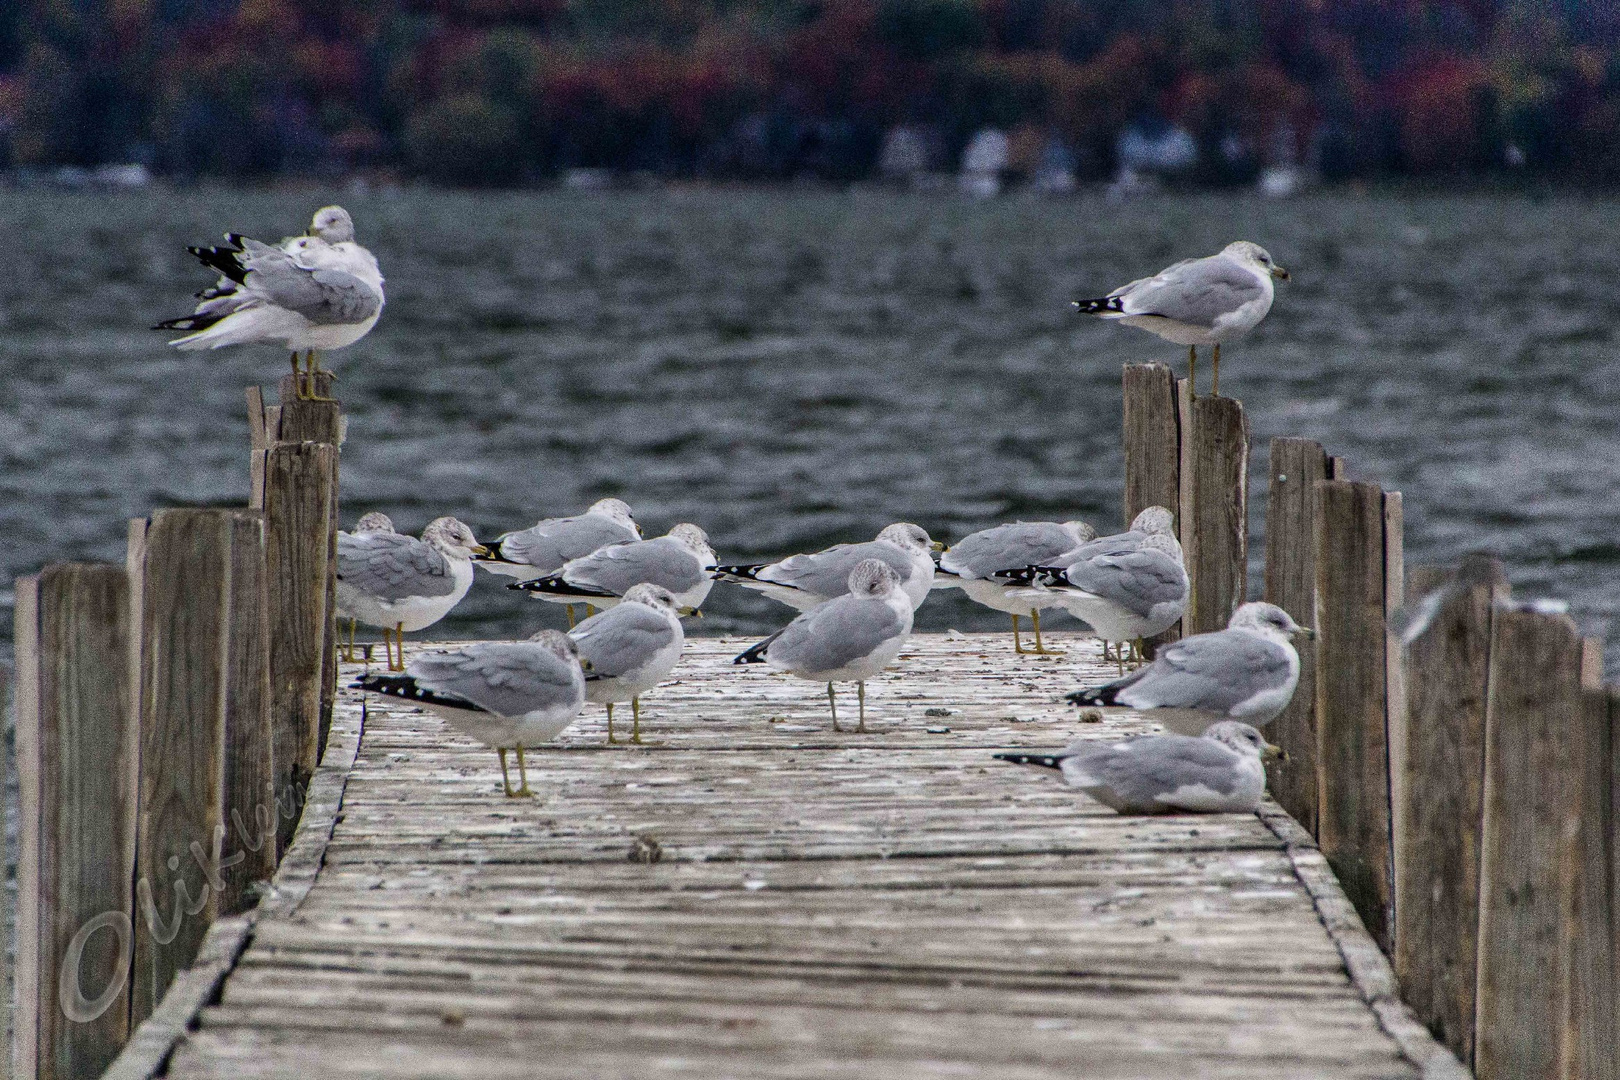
xmin=156 ymin=205 xmax=384 ymax=400
xmin=1072 ymin=241 xmax=1288 ymax=398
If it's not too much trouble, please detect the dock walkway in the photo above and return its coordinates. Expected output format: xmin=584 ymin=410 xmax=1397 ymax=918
xmin=140 ymin=632 xmax=1462 ymax=1079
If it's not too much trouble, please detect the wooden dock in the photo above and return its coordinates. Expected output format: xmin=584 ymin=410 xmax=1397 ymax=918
xmin=123 ymin=631 xmax=1460 ymax=1079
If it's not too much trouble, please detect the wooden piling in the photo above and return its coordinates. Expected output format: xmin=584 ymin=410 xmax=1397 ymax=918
xmin=1391 ymin=559 xmax=1503 ymax=1064
xmin=277 ymin=374 xmax=341 ymax=762
xmin=13 ymin=565 xmax=139 ymax=1080
xmin=1262 ymin=438 xmax=1334 ymax=835
xmin=1474 ymin=608 xmax=1585 ymax=1080
xmin=264 ymin=441 xmax=337 ymax=856
xmin=1178 ymin=382 xmax=1248 ymax=635
xmin=1123 ymin=363 xmax=1182 ymax=654
xmin=219 ymin=510 xmax=275 ymax=915
xmin=1313 ymin=480 xmax=1395 ymax=950
xmin=1570 ymin=678 xmax=1617 ymax=1080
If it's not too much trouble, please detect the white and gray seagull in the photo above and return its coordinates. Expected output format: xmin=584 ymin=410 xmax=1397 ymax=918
xmin=478 ymin=497 xmax=642 ymax=624
xmin=1066 ymin=601 xmax=1311 ymax=736
xmin=1072 ymin=241 xmax=1288 ymax=397
xmin=734 ymin=559 xmax=914 ymax=732
xmin=156 ymin=204 xmax=384 ymax=400
xmin=354 ymin=629 xmax=586 ymax=798
xmin=713 ymin=523 xmax=942 ymax=611
xmin=994 ymin=721 xmax=1282 ymax=815
xmin=934 ymin=519 xmax=1097 ymax=653
xmin=511 ymin=524 xmax=714 ymax=616
xmin=569 ymin=583 xmax=687 ymax=744
xmin=1019 ymin=532 xmax=1188 ymax=674
xmin=335 ymin=511 xmax=397 ymax=662
xmin=335 ymin=516 xmax=491 ymax=671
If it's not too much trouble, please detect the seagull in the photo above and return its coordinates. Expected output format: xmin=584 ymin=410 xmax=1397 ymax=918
xmin=156 ymin=205 xmax=384 ymax=400
xmin=477 ymin=498 xmax=642 ymax=624
xmin=994 ymin=721 xmax=1282 ymax=814
xmin=1021 ymin=532 xmax=1188 ymax=674
xmin=335 ymin=511 xmax=397 ymax=662
xmin=1072 ymin=241 xmax=1288 ymax=397
xmin=569 ymin=583 xmax=687 ymax=744
xmin=1066 ymin=601 xmax=1311 ymax=736
xmin=712 ymin=523 xmax=942 ymax=611
xmin=934 ymin=519 xmax=1098 ymax=653
xmin=510 ymin=524 xmax=714 ymax=619
xmin=353 ymin=630 xmax=585 ymax=798
xmin=734 ymin=559 xmax=914 ymax=732
xmin=335 ymin=517 xmax=491 ymax=671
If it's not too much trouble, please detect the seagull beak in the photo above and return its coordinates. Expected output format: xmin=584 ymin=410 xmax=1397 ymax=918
xmin=1296 ymin=625 xmax=1316 ymax=640
xmin=1263 ymin=741 xmax=1288 ymax=762
xmin=471 ymin=544 xmax=494 ymax=559
xmin=1270 ymin=265 xmax=1290 ymax=281
xmin=678 ymin=606 xmax=702 ymax=618
xmin=579 ymin=658 xmax=594 ymax=673
xmin=930 ymin=540 xmax=947 ymax=552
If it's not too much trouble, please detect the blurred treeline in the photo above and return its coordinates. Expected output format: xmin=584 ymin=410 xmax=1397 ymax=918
xmin=1 ymin=0 xmax=1618 ymax=186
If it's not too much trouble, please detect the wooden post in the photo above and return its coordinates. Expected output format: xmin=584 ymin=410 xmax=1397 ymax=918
xmin=14 ymin=565 xmax=139 ymax=1080
xmin=1391 ymin=559 xmax=1503 ymax=1065
xmin=264 ymin=442 xmax=337 ymax=856
xmin=1313 ymin=480 xmax=1394 ymax=949
xmin=277 ymin=374 xmax=341 ymax=763
xmin=219 ymin=511 xmax=275 ymax=915
xmin=1474 ymin=608 xmax=1585 ymax=1080
xmin=1569 ymin=674 xmax=1617 ymax=1080
xmin=246 ymin=387 xmax=270 ymax=511
xmin=1262 ymin=438 xmax=1333 ymax=835
xmin=1178 ymin=382 xmax=1248 ymax=635
xmin=1123 ymin=363 xmax=1181 ymax=654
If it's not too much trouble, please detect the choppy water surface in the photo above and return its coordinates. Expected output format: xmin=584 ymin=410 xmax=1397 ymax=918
xmin=3 ymin=186 xmax=1619 ymax=662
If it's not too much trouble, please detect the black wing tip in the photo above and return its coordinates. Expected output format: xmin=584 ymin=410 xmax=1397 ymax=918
xmin=993 ymin=752 xmax=1064 ymax=770
xmin=712 ymin=563 xmax=766 ymax=581
xmin=1065 ymin=686 xmax=1112 ymax=707
xmin=733 ymin=641 xmax=771 ymax=665
xmin=352 ymin=673 xmax=486 ymax=713
xmin=1072 ymin=295 xmax=1124 ymax=315
xmin=510 ymin=575 xmax=615 ymax=598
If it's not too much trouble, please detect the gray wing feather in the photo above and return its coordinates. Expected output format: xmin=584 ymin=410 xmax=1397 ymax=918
xmin=571 ymin=605 xmax=678 ymax=679
xmin=1116 ymin=630 xmax=1291 ymax=712
xmin=766 ymin=541 xmax=910 ymax=597
xmin=410 ymin=643 xmax=581 ymax=717
xmin=336 ymin=532 xmax=455 ymax=600
xmin=1053 ymin=530 xmax=1146 ymax=568
xmin=497 ymin=517 xmax=635 ymax=573
xmin=1063 ymin=736 xmax=1243 ymax=802
xmin=1117 ymin=257 xmax=1263 ymax=328
xmin=942 ymin=523 xmax=1079 ymax=579
xmin=569 ymin=538 xmax=700 ymax=595
xmin=768 ymin=597 xmax=905 ymax=675
xmin=241 ymin=240 xmax=381 ymax=325
xmin=1061 ymin=549 xmax=1186 ymax=618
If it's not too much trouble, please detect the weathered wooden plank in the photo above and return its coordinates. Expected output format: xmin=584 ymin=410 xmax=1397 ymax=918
xmin=0 ymin=659 xmax=9 ymax=1080
xmin=1262 ymin=437 xmax=1332 ymax=834
xmin=11 ymin=577 xmax=41 ymax=1080
xmin=1391 ymin=560 xmax=1499 ymax=1065
xmin=1177 ymin=384 xmax=1248 ymax=635
xmin=1570 ymin=685 xmax=1617 ymax=1080
xmin=1313 ymin=481 xmax=1392 ymax=950
xmin=1124 ymin=362 xmax=1183 ymax=655
xmin=220 ymin=511 xmax=275 ymax=913
xmin=1475 ymin=608 xmax=1585 ymax=1080
xmin=263 ymin=442 xmax=336 ymax=855
xmin=133 ymin=510 xmax=233 ymax=1026
xmin=245 ymin=387 xmax=268 ymax=511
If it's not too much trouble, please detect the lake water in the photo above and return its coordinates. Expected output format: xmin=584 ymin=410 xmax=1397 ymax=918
xmin=3 ymin=185 xmax=1619 ymax=664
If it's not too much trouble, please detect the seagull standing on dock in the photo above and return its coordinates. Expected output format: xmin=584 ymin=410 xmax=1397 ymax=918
xmin=734 ymin=560 xmax=914 ymax=732
xmin=994 ymin=721 xmax=1282 ymax=814
xmin=511 ymin=524 xmax=715 ymax=619
xmin=336 ymin=517 xmax=491 ymax=671
xmin=334 ymin=511 xmax=397 ymax=662
xmin=569 ymin=583 xmax=687 ymax=744
xmin=713 ymin=523 xmax=942 ymax=612
xmin=156 ymin=205 xmax=384 ymax=400
xmin=933 ymin=519 xmax=1097 ymax=654
xmin=353 ymin=630 xmax=586 ymax=798
xmin=477 ymin=498 xmax=641 ymax=622
xmin=1072 ymin=241 xmax=1288 ymax=397
xmin=1066 ymin=601 xmax=1311 ymax=735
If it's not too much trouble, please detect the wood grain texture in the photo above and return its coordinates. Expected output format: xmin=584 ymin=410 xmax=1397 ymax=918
xmin=1313 ymin=481 xmax=1392 ymax=950
xmin=1391 ymin=562 xmax=1499 ymax=1065
xmin=1123 ymin=363 xmax=1182 ymax=655
xmin=133 ymin=510 xmax=232 ymax=1027
xmin=104 ymin=634 xmax=1461 ymax=1079
xmin=245 ymin=387 xmax=268 ymax=511
xmin=220 ymin=511 xmax=275 ymax=914
xmin=1262 ymin=437 xmax=1331 ymax=836
xmin=11 ymin=576 xmax=40 ymax=1080
xmin=1569 ymin=687 xmax=1617 ymax=1080
xmin=1177 ymin=386 xmax=1248 ymax=635
xmin=263 ymin=442 xmax=336 ymax=857
xmin=1474 ymin=609 xmax=1584 ymax=1080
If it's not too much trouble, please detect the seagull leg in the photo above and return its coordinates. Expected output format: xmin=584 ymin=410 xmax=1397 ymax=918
xmin=630 ymin=697 xmax=643 ymax=744
xmin=1212 ymin=343 xmax=1221 ymax=397
xmin=857 ymin=681 xmax=867 ymax=733
xmin=1011 ymin=613 xmax=1024 ymax=654
xmin=304 ymin=350 xmax=337 ymax=402
xmin=1116 ymin=645 xmax=1126 ymax=677
xmin=1030 ymin=609 xmax=1063 ymax=654
xmin=392 ymin=622 xmax=406 ymax=671
xmin=514 ymin=745 xmax=536 ymax=797
xmin=1188 ymin=345 xmax=1197 ymax=400
xmin=565 ymin=605 xmax=577 ymax=629
xmin=289 ymin=351 xmax=308 ymax=400
xmin=379 ymin=626 xmax=391 ymax=670
xmin=605 ymin=702 xmax=618 ymax=744
xmin=827 ymin=683 xmax=841 ymax=732
xmin=585 ymin=604 xmax=597 ymax=618
xmin=497 ymin=748 xmax=515 ymax=798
